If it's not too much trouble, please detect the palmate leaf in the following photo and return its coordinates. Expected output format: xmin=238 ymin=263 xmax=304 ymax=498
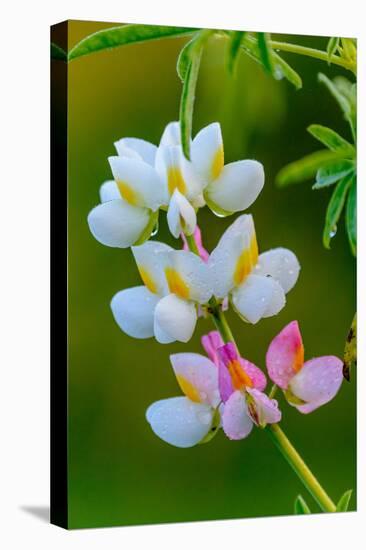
xmin=307 ymin=124 xmax=355 ymax=156
xmin=346 ymin=176 xmax=357 ymax=255
xmin=294 ymin=495 xmax=311 ymax=514
xmin=68 ymin=24 xmax=196 ymax=61
xmin=227 ymin=30 xmax=246 ymax=74
xmin=51 ymin=42 xmax=67 ymax=61
xmin=313 ymin=160 xmax=355 ymax=189
xmin=323 ymin=172 xmax=353 ymax=249
xmin=318 ymin=73 xmax=356 ymax=138
xmin=276 ymin=149 xmax=348 ymax=187
xmin=336 ymin=490 xmax=353 ymax=512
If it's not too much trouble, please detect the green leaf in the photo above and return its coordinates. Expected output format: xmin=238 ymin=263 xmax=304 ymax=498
xmin=276 ymin=149 xmax=347 ymax=187
xmin=179 ymin=30 xmax=213 ymax=159
xmin=51 ymin=42 xmax=67 ymax=61
xmin=307 ymin=124 xmax=355 ymax=156
xmin=294 ymin=495 xmax=311 ymax=514
xmin=318 ymin=73 xmax=356 ymax=138
xmin=323 ymin=173 xmax=353 ymax=249
xmin=227 ymin=30 xmax=246 ymax=74
xmin=240 ymin=35 xmax=302 ymax=89
xmin=327 ymin=37 xmax=340 ymax=61
xmin=313 ymin=161 xmax=355 ymax=189
xmin=343 ymin=313 xmax=357 ymax=380
xmin=336 ymin=490 xmax=353 ymax=512
xmin=177 ymin=29 xmax=212 ymax=82
xmin=272 ymin=52 xmax=302 ymax=89
xmin=68 ymin=24 xmax=196 ymax=61
xmin=346 ymin=175 xmax=357 ymax=256
xmin=257 ymin=32 xmax=274 ymax=74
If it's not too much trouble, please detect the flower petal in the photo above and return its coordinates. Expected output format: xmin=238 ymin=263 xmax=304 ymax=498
xmin=159 ymin=121 xmax=181 ymax=147
xmin=114 ymin=137 xmax=157 ymax=166
xmin=110 ymin=286 xmax=160 ymax=338
xmin=156 ymin=145 xmax=203 ymax=202
xmin=222 ymin=390 xmax=253 ymax=440
xmin=246 ymin=388 xmax=281 ymax=426
xmin=154 ymin=294 xmax=197 ymax=343
xmin=167 ymin=189 xmax=197 ymax=238
xmin=209 ymin=214 xmax=258 ymax=298
xmin=88 ymin=199 xmax=150 ymax=248
xmin=109 ymin=156 xmax=166 ymax=211
xmin=201 ymin=331 xmax=224 ymax=366
xmin=132 ymin=241 xmax=172 ymax=296
xmin=99 ymin=180 xmax=121 ymax=202
xmin=254 ymin=248 xmax=300 ymax=293
xmin=205 ymin=160 xmax=265 ymax=214
xmin=290 ymin=356 xmax=343 ymax=413
xmin=146 ymin=397 xmax=214 ymax=448
xmin=241 ymin=359 xmax=267 ymax=391
xmin=191 ymin=122 xmax=224 ymax=183
xmin=170 ymin=353 xmax=220 ymax=407
xmin=165 ymin=250 xmax=213 ymax=304
xmin=231 ymin=274 xmax=285 ymax=324
xmin=266 ymin=321 xmax=305 ymax=390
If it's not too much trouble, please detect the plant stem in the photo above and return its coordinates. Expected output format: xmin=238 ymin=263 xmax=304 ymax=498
xmin=269 ymin=40 xmax=356 ymax=72
xmin=266 ymin=424 xmax=337 ymax=512
xmin=184 ymin=233 xmax=337 ymax=513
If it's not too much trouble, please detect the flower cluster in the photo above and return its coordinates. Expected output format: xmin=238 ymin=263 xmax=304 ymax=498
xmin=87 ymin=121 xmax=343 ymax=449
xmin=88 ymin=121 xmax=264 ymax=247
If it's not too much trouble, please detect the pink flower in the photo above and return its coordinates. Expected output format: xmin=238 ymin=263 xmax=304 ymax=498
xmin=217 ymin=343 xmax=281 ymax=440
xmin=266 ymin=321 xmax=343 ymax=413
xmin=181 ymin=225 xmax=210 ymax=262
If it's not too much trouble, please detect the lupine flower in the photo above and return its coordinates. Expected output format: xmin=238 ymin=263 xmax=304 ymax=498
xmin=146 ymin=350 xmax=221 ymax=448
xmin=88 ymin=138 xmax=166 ymax=248
xmin=110 ymin=241 xmax=213 ymax=344
xmin=218 ymin=343 xmax=281 ymax=440
xmin=191 ymin=122 xmax=265 ymax=215
xmin=209 ymin=214 xmax=300 ymax=324
xmin=266 ymin=321 xmax=343 ymax=413
xmin=88 ymin=121 xmax=266 ymax=247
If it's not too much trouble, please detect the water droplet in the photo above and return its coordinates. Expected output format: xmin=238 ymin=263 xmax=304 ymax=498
xmin=151 ymin=221 xmax=159 ymax=237
xmin=329 ymin=225 xmax=337 ymax=239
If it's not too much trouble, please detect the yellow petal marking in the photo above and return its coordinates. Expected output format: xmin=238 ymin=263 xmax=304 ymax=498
xmin=228 ymin=360 xmax=254 ymax=390
xmin=293 ymin=343 xmax=305 ymax=373
xmin=165 ymin=267 xmax=190 ymax=300
xmin=233 ymin=234 xmax=259 ymax=286
xmin=117 ymin=180 xmax=140 ymax=206
xmin=211 ymin=146 xmax=224 ymax=180
xmin=138 ymin=267 xmax=158 ymax=294
xmin=176 ymin=375 xmax=201 ymax=403
xmin=167 ymin=166 xmax=187 ymax=196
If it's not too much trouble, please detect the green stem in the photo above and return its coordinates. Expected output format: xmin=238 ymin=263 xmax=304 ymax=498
xmin=269 ymin=40 xmax=356 ymax=72
xmin=266 ymin=424 xmax=337 ymax=512
xmin=184 ymin=232 xmax=337 ymax=513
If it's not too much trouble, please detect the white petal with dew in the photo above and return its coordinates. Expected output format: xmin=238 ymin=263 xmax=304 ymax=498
xmin=232 ymin=274 xmax=285 ymax=324
xmin=167 ymin=190 xmax=197 ymax=238
xmin=110 ymin=286 xmax=160 ymax=338
xmin=154 ymin=294 xmax=197 ymax=343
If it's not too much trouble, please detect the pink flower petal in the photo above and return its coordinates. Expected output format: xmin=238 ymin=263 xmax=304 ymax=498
xmin=246 ymin=388 xmax=281 ymax=426
xmin=266 ymin=320 xmax=304 ymax=389
xmin=240 ymin=358 xmax=267 ymax=391
xmin=201 ymin=331 xmax=224 ymax=366
xmin=218 ymin=358 xmax=234 ymax=403
xmin=182 ymin=226 xmax=210 ymax=262
xmin=290 ymin=356 xmax=343 ymax=414
xmin=222 ymin=390 xmax=254 ymax=440
xmin=170 ymin=353 xmax=220 ymax=407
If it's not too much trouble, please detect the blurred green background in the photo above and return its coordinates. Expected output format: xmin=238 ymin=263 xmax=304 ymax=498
xmin=64 ymin=21 xmax=356 ymax=528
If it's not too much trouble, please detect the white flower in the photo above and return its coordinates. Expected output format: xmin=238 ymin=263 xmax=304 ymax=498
xmin=110 ymin=241 xmax=213 ymax=343
xmin=209 ymin=214 xmax=300 ymax=324
xmin=88 ymin=122 xmax=266 ymax=247
xmin=191 ymin=122 xmax=265 ymax=215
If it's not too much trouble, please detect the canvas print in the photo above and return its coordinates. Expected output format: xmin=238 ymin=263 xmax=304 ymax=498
xmin=51 ymin=20 xmax=357 ymax=529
